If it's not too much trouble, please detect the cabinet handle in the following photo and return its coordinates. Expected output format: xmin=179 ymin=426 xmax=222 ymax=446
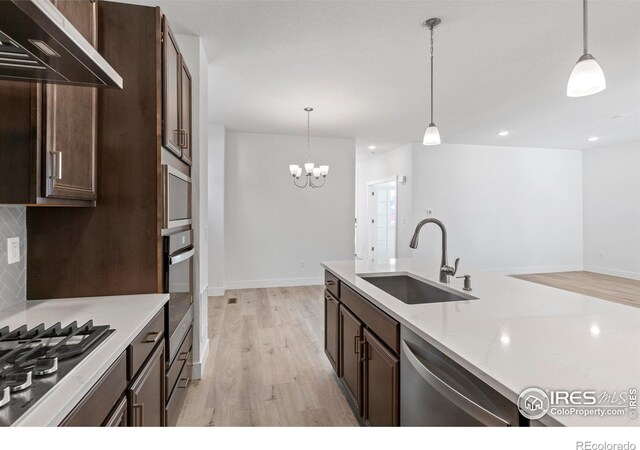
xmin=359 ymin=340 xmax=367 ymax=362
xmin=50 ymin=151 xmax=62 ymax=180
xmin=184 ymin=131 xmax=189 ymax=150
xmin=174 ymin=129 xmax=181 ymax=146
xmin=326 ymin=280 xmax=335 ymax=286
xmin=143 ymin=331 xmax=162 ymax=344
xmin=133 ymin=402 xmax=144 ymax=427
xmin=178 ymin=350 xmax=190 ymax=361
xmin=177 ymin=377 xmax=189 ymax=389
xmin=353 ymin=334 xmax=361 ymax=354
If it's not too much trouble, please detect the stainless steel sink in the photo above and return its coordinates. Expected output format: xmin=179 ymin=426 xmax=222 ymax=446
xmin=358 ymin=273 xmax=477 ymax=305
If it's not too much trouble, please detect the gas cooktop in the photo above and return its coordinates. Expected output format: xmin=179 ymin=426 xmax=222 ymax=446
xmin=0 ymin=321 xmax=113 ymax=426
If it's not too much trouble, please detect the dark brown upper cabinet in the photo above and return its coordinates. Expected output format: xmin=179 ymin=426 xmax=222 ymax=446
xmin=162 ymin=17 xmax=192 ymax=166
xmin=0 ymin=0 xmax=97 ymax=206
xmin=180 ymin=60 xmax=192 ymax=165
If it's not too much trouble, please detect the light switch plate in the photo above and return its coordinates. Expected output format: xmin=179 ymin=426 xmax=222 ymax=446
xmin=7 ymin=237 xmax=20 ymax=265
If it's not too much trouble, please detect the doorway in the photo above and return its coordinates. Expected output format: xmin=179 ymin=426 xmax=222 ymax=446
xmin=367 ymin=178 xmax=397 ymax=262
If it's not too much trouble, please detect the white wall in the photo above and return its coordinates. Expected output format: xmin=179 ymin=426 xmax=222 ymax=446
xmin=175 ymin=34 xmax=209 ymax=378
xmin=224 ymin=131 xmax=355 ymax=288
xmin=410 ymin=143 xmax=584 ymax=274
xmin=355 ymin=144 xmax=413 ymax=259
xmin=583 ymin=140 xmax=640 ymax=280
xmin=208 ymin=124 xmax=225 ymax=295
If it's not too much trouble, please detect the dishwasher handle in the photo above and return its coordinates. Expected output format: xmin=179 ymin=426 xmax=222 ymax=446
xmin=401 ymin=340 xmax=510 ymax=427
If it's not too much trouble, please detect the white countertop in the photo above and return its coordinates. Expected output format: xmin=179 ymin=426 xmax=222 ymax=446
xmin=321 ymin=258 xmax=640 ymax=427
xmin=0 ymin=293 xmax=169 ymax=426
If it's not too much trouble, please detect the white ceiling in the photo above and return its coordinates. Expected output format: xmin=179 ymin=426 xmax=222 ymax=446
xmin=129 ymin=1 xmax=640 ymax=158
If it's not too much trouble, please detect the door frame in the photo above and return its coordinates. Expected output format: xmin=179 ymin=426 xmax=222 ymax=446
xmin=366 ymin=176 xmax=399 ymax=261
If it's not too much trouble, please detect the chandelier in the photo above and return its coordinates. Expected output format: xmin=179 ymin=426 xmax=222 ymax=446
xmin=288 ymin=107 xmax=329 ymax=189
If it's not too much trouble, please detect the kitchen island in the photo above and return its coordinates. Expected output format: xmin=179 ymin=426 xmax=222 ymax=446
xmin=321 ymin=258 xmax=640 ymax=427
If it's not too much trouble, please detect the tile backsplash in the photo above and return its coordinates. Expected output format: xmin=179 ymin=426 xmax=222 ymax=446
xmin=0 ymin=206 xmax=26 ymax=310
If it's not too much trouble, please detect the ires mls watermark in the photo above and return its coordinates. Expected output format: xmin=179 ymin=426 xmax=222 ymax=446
xmin=517 ymin=387 xmax=638 ymax=420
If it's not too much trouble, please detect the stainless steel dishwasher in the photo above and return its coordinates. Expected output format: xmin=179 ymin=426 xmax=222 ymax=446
xmin=400 ymin=326 xmax=522 ymax=426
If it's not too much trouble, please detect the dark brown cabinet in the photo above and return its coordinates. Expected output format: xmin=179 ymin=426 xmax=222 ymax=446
xmin=179 ymin=61 xmax=192 ymax=165
xmin=162 ymin=16 xmax=192 ymax=166
xmin=62 ymin=308 xmax=170 ymax=427
xmin=362 ymin=329 xmax=399 ymax=427
xmin=104 ymin=397 xmax=128 ymax=427
xmin=44 ymin=0 xmax=98 ymax=201
xmin=0 ymin=0 xmax=97 ymax=206
xmin=128 ymin=342 xmax=166 ymax=427
xmin=162 ymin=17 xmax=181 ymax=158
xmin=323 ymin=270 xmax=400 ymax=427
xmin=324 ymin=291 xmax=340 ymax=373
xmin=339 ymin=305 xmax=363 ymax=415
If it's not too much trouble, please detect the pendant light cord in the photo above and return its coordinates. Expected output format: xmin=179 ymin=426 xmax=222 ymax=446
xmin=430 ymin=25 xmax=435 ymax=123
xmin=306 ymin=109 xmax=311 ymax=163
xmin=583 ymin=0 xmax=588 ymax=54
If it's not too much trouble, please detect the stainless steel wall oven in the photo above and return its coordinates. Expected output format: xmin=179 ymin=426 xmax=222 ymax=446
xmin=163 ymin=229 xmax=194 ymax=363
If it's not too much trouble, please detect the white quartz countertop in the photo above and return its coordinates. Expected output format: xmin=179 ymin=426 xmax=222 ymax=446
xmin=321 ymin=259 xmax=640 ymax=427
xmin=0 ymin=293 xmax=169 ymax=426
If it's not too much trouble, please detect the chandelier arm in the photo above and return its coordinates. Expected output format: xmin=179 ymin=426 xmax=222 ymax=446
xmin=310 ymin=176 xmax=326 ymax=189
xmin=293 ymin=174 xmax=309 ymax=189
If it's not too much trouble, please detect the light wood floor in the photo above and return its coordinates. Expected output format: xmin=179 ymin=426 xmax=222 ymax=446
xmin=512 ymin=271 xmax=640 ymax=308
xmin=176 ymin=286 xmax=358 ymax=426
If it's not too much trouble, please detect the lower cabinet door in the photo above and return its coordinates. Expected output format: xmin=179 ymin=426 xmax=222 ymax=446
xmin=324 ymin=291 xmax=340 ymax=373
xmin=363 ymin=329 xmax=399 ymax=427
xmin=128 ymin=343 xmax=166 ymax=427
xmin=339 ymin=305 xmax=363 ymax=415
xmin=104 ymin=396 xmax=128 ymax=427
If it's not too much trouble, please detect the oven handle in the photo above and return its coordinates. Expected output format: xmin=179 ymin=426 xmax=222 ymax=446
xmin=169 ymin=247 xmax=195 ymax=265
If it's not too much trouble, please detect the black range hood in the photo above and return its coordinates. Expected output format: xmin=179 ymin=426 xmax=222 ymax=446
xmin=0 ymin=0 xmax=122 ymax=88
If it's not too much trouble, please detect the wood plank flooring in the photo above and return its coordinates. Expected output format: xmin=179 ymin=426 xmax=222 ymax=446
xmin=177 ymin=286 xmax=358 ymax=426
xmin=512 ymin=271 xmax=640 ymax=308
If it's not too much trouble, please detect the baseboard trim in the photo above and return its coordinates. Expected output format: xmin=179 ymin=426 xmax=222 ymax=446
xmin=208 ymin=286 xmax=225 ymax=297
xmin=191 ymin=337 xmax=209 ymax=380
xmin=224 ymin=277 xmax=324 ymax=290
xmin=486 ymin=264 xmax=584 ymax=276
xmin=583 ymin=265 xmax=640 ymax=281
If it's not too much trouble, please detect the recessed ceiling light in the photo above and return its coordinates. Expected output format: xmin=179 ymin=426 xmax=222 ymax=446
xmin=368 ymin=145 xmax=376 ymax=150
xmin=612 ymin=114 xmax=629 ymax=119
xmin=498 ymin=131 xmax=509 ymax=137
xmin=587 ymin=136 xmax=599 ymax=142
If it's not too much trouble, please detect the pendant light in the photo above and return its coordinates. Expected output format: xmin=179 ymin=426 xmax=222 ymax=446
xmin=423 ymin=18 xmax=441 ymax=145
xmin=567 ymin=0 xmax=606 ymax=97
xmin=288 ymin=107 xmax=329 ymax=189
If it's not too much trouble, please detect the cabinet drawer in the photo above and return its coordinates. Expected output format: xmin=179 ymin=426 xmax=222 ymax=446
xmin=61 ymin=353 xmax=127 ymax=427
xmin=166 ymin=325 xmax=192 ymax=400
xmin=341 ymin=284 xmax=399 ymax=354
xmin=325 ymin=270 xmax=340 ymax=298
xmin=128 ymin=309 xmax=165 ymax=380
xmin=165 ymin=351 xmax=191 ymax=426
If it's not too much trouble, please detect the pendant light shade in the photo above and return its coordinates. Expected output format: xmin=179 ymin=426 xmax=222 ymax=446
xmin=423 ymin=122 xmax=441 ymax=146
xmin=567 ymin=54 xmax=606 ymax=97
xmin=567 ymin=0 xmax=605 ymax=97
